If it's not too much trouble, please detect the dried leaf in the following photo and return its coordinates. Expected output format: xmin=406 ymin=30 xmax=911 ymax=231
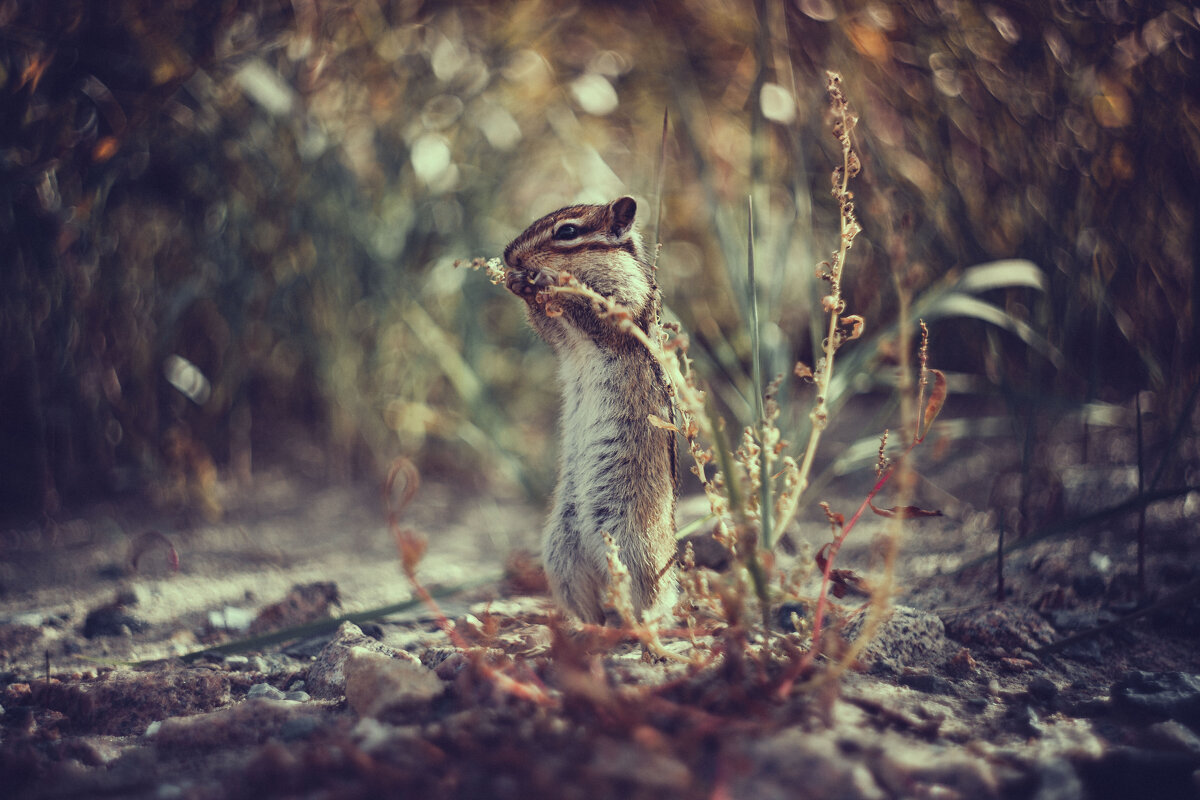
xmin=794 ymin=362 xmax=814 ymax=381
xmin=647 ymin=413 xmax=679 ymax=433
xmin=920 ymin=368 xmax=947 ymax=441
xmin=868 ymin=500 xmax=943 ymax=519
xmin=815 ymin=542 xmax=833 ymax=573
xmin=839 ymin=314 xmax=864 ymax=341
xmin=829 ymin=569 xmax=870 ymax=598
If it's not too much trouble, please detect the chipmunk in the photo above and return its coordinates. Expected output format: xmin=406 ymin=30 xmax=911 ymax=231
xmin=503 ymin=196 xmax=678 ymax=624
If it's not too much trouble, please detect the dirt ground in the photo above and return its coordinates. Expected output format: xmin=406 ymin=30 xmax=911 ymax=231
xmin=1 ymin=416 xmax=1198 ymax=799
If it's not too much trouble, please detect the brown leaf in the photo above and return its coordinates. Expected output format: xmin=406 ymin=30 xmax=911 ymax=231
xmin=868 ymin=500 xmax=943 ymax=519
xmin=919 ymin=368 xmax=947 ymax=441
xmin=647 ymin=413 xmax=679 ymax=432
xmin=839 ymin=314 xmax=865 ymax=341
xmin=829 ymin=569 xmax=870 ymax=598
xmin=815 ymin=542 xmax=834 ymax=573
xmin=794 ymin=362 xmax=814 ymax=381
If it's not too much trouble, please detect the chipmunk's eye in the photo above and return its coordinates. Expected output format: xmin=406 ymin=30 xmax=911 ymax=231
xmin=552 ymin=224 xmax=582 ymax=241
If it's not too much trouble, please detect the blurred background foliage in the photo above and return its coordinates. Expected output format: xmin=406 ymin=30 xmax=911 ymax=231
xmin=1 ymin=0 xmax=1196 ymax=520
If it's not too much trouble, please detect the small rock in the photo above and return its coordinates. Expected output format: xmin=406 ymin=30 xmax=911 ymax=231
xmin=964 ymin=697 xmax=989 ymax=713
xmin=83 ymin=605 xmax=148 ymax=639
xmin=944 ymin=648 xmax=978 ymax=678
xmin=246 ymin=683 xmax=286 ymax=701
xmin=999 ymin=657 xmax=1035 ymax=673
xmin=898 ymin=672 xmax=954 ymax=695
xmin=283 ymin=691 xmax=310 ymax=703
xmin=1145 ymin=720 xmax=1200 ymax=756
xmin=733 ymin=726 xmax=886 ymax=800
xmin=942 ymin=604 xmax=1056 ymax=654
xmin=287 ymin=680 xmax=305 ymax=692
xmin=844 ymin=606 xmax=950 ymax=676
xmin=344 ymin=648 xmax=444 ymax=719
xmin=1112 ymin=671 xmax=1200 ymax=728
xmin=306 ymin=622 xmax=421 ymax=700
xmin=1028 ymin=676 xmax=1059 ymax=705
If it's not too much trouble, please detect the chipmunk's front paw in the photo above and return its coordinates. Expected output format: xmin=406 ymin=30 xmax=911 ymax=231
xmin=505 ymin=269 xmax=553 ymax=300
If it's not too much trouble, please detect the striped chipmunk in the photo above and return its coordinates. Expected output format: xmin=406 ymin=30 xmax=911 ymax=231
xmin=503 ymin=196 xmax=678 ymax=624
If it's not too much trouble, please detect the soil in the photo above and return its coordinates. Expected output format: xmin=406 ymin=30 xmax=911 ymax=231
xmin=2 ymin=418 xmax=1198 ymax=799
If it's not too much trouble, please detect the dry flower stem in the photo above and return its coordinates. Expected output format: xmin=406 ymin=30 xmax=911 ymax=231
xmin=793 ymin=72 xmax=862 ymax=508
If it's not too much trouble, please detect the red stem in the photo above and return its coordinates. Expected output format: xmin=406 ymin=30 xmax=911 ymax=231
xmin=775 ymin=438 xmax=920 ymax=697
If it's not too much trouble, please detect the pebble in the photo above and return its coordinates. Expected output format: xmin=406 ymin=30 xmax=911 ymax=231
xmin=284 ymin=691 xmax=311 ymax=702
xmin=942 ymin=604 xmax=1056 ymax=653
xmin=1027 ymin=676 xmax=1059 ymax=705
xmin=306 ymin=622 xmax=422 ymax=700
xmin=897 ymin=672 xmax=954 ymax=695
xmin=246 ymin=683 xmax=286 ymax=701
xmin=964 ymin=696 xmax=989 ymax=713
xmin=844 ymin=605 xmax=950 ymax=676
xmin=732 ymin=726 xmax=887 ymax=800
xmin=82 ymin=606 xmax=148 ymax=638
xmin=1111 ymin=671 xmax=1200 ymax=727
xmin=1146 ymin=720 xmax=1200 ymax=756
xmin=344 ymin=647 xmax=444 ymax=718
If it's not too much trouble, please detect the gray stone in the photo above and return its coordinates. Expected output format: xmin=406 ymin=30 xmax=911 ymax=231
xmin=306 ymin=621 xmax=422 ymax=700
xmin=246 ymin=683 xmax=286 ymax=700
xmin=1112 ymin=671 xmax=1200 ymax=727
xmin=845 ymin=605 xmax=950 ymax=676
xmin=733 ymin=727 xmax=886 ymax=800
xmin=344 ymin=647 xmax=444 ymax=718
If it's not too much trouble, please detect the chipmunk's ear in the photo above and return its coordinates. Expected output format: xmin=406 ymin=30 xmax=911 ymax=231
xmin=610 ymin=196 xmax=637 ymax=237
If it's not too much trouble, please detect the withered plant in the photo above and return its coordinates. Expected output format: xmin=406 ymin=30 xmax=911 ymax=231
xmin=469 ymin=74 xmax=947 ymax=694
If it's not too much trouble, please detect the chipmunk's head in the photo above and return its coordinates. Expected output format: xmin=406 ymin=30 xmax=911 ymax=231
xmin=503 ymin=196 xmax=656 ymax=321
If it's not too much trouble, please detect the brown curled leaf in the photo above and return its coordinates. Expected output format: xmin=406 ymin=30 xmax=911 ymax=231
xmin=830 ymin=569 xmax=870 ymax=598
xmin=869 ymin=500 xmax=943 ymax=519
xmin=647 ymin=413 xmax=680 ymax=433
xmin=839 ymin=314 xmax=865 ymax=341
xmin=919 ymin=369 xmax=947 ymax=441
xmin=384 ymin=458 xmax=420 ymax=522
xmin=794 ymin=362 xmax=814 ymax=381
xmin=815 ymin=541 xmax=833 ymax=573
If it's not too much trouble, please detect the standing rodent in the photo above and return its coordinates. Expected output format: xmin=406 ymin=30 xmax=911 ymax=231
xmin=503 ymin=196 xmax=678 ymax=623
